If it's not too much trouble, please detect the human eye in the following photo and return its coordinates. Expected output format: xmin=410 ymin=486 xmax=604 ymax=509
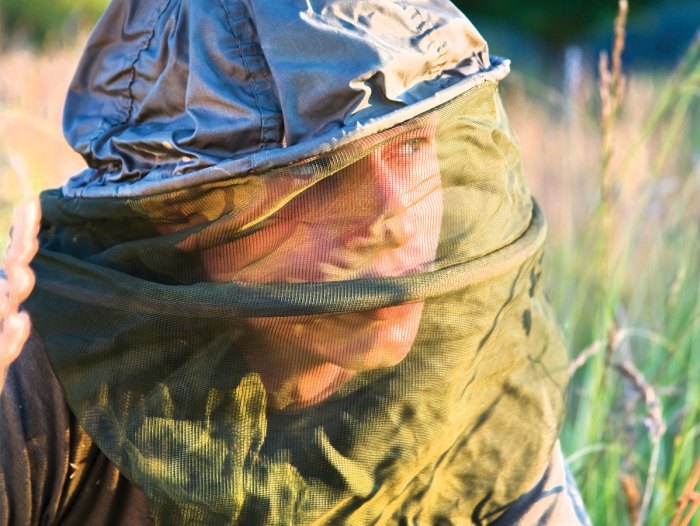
xmin=387 ymin=136 xmax=431 ymax=163
xmin=398 ymin=137 xmax=429 ymax=156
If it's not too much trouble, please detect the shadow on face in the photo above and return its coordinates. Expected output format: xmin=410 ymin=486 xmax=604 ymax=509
xmin=217 ymin=117 xmax=442 ymax=375
xmin=153 ymin=114 xmax=443 ymax=405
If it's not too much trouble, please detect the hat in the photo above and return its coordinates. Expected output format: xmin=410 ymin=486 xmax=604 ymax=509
xmin=62 ymin=0 xmax=508 ymax=197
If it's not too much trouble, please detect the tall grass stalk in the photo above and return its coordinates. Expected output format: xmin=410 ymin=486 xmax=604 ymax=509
xmin=542 ymin=3 xmax=700 ymax=523
xmin=1 ymin=12 xmax=699 ymax=525
xmin=669 ymin=457 xmax=700 ymax=526
xmin=498 ymin=2 xmax=700 ymax=524
xmin=595 ymin=0 xmax=628 ymax=338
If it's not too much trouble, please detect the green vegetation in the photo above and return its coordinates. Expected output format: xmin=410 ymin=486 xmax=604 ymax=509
xmin=0 ymin=3 xmax=698 ymax=524
xmin=510 ymin=33 xmax=700 ymax=525
xmin=456 ymin=0 xmax=632 ymax=46
xmin=1 ymin=0 xmax=107 ymax=46
xmin=0 ymin=0 xmax=689 ymax=48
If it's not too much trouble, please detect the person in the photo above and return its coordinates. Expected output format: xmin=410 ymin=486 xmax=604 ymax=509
xmin=140 ymin=114 xmax=443 ymax=410
xmin=0 ymin=0 xmax=591 ymax=524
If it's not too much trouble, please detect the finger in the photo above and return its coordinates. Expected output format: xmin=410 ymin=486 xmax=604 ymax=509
xmin=0 ymin=279 xmax=9 ymax=319
xmin=6 ymin=265 xmax=35 ymax=305
xmin=5 ymin=198 xmax=41 ymax=267
xmin=0 ymin=311 xmax=31 ymax=366
xmin=5 ymin=237 xmax=39 ymax=269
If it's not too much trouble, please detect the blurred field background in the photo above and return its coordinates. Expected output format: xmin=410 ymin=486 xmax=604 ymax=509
xmin=1 ymin=1 xmax=699 ymax=524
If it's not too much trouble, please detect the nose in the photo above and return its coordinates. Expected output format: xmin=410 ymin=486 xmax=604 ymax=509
xmin=381 ymin=213 xmax=412 ymax=248
xmin=365 ymin=150 xmax=408 ymax=217
xmin=362 ymin=151 xmax=414 ymax=246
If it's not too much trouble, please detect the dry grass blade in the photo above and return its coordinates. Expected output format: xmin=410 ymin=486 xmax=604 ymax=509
xmin=611 ymin=0 xmax=628 ymax=103
xmin=669 ymin=457 xmax=700 ymax=526
xmin=598 ymin=50 xmax=614 ymax=204
xmin=599 ymin=0 xmax=629 ymax=206
xmin=613 ymin=360 xmax=667 ymax=526
xmin=568 ymin=328 xmax=629 ymax=377
xmin=568 ymin=339 xmax=606 ymax=377
xmin=620 ymin=473 xmax=641 ymax=526
xmin=595 ymin=0 xmax=629 ymax=323
xmin=613 ymin=361 xmax=666 ymax=443
xmin=0 ymin=197 xmax=41 ymax=385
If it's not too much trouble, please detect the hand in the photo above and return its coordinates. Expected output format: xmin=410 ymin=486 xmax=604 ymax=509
xmin=0 ymin=198 xmax=41 ymax=391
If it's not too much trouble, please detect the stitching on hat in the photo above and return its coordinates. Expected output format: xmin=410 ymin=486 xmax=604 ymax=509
xmin=219 ymin=0 xmax=283 ymax=151
xmin=86 ymin=0 xmax=174 ymax=159
xmin=401 ymin=3 xmax=449 ymax=79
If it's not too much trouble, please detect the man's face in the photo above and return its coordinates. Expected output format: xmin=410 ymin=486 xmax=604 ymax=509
xmin=203 ymin=119 xmax=443 ymax=371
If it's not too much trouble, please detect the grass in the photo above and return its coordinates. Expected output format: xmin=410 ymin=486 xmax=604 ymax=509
xmin=1 ymin=14 xmax=699 ymax=525
xmin=0 ymin=44 xmax=85 ymax=259
xmin=500 ymin=4 xmax=700 ymax=522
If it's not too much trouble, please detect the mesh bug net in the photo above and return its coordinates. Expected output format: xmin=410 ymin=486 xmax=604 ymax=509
xmin=26 ymin=80 xmax=568 ymax=525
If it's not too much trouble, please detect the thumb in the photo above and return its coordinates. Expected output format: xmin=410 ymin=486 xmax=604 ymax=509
xmin=0 ymin=311 xmax=31 ymax=367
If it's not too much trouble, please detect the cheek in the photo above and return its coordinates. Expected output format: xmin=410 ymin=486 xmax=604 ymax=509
xmin=427 ymin=193 xmax=444 ymax=248
xmin=199 ymin=217 xmax=308 ymax=283
xmin=405 ymin=191 xmax=443 ymax=252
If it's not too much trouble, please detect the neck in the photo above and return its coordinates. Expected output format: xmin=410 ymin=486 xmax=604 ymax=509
xmin=239 ymin=332 xmax=353 ymax=410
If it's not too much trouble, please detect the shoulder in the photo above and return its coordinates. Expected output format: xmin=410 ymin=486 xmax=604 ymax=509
xmin=0 ymin=330 xmax=153 ymax=525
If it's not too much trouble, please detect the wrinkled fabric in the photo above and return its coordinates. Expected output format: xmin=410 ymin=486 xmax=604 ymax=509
xmin=0 ymin=329 xmax=583 ymax=525
xmin=0 ymin=330 xmax=153 ymax=526
xmin=27 ymin=81 xmax=572 ymax=524
xmin=62 ymin=0 xmax=504 ymax=197
xmin=18 ymin=1 xmax=584 ymax=524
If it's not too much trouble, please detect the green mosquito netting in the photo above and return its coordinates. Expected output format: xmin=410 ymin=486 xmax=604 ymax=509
xmin=25 ymin=81 xmax=568 ymax=525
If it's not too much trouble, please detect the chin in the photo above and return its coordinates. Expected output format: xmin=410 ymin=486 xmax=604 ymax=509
xmin=317 ymin=303 xmax=425 ymax=371
xmin=244 ymin=302 xmax=425 ymax=372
